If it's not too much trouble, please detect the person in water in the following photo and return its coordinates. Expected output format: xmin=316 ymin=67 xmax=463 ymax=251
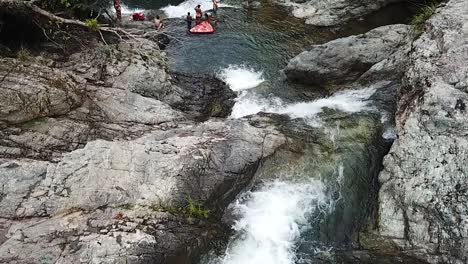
xmin=205 ymin=13 xmax=211 ymax=24
xmin=186 ymin=12 xmax=193 ymax=31
xmin=154 ymin=15 xmax=164 ymax=30
xmin=195 ymin=5 xmax=202 ymax=25
xmin=212 ymin=0 xmax=219 ymax=16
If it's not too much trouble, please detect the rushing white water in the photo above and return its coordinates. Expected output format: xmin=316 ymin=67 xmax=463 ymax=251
xmin=162 ymin=0 xmax=236 ymax=18
xmin=211 ymin=180 xmax=330 ymax=264
xmin=230 ymin=92 xmax=283 ymax=119
xmin=218 ymin=65 xmax=265 ymax=91
xmin=230 ymin=87 xmax=376 ymax=121
xmin=120 ymin=4 xmax=145 ymax=15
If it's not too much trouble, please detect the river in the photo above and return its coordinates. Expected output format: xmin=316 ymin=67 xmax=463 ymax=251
xmin=121 ymin=0 xmax=420 ymax=263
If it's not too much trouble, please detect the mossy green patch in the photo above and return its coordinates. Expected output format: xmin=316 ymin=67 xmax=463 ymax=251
xmin=186 ymin=196 xmax=210 ymax=219
xmin=21 ymin=117 xmax=48 ymax=129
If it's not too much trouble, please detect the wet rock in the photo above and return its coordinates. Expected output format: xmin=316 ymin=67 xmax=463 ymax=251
xmin=285 ymin=24 xmax=410 ymax=87
xmin=169 ymin=72 xmax=236 ymax=121
xmin=378 ymin=1 xmax=468 ymax=263
xmin=243 ymin=1 xmax=261 ymax=9
xmin=273 ymin=0 xmax=403 ymax=26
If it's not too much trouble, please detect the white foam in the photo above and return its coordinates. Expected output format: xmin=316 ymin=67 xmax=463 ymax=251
xmin=215 ymin=180 xmax=330 ymax=264
xmin=120 ymin=4 xmax=145 ymax=15
xmin=278 ymin=88 xmax=375 ymax=118
xmin=162 ymin=0 xmax=236 ymax=18
xmin=382 ymin=127 xmax=398 ymax=140
xmin=230 ymin=92 xmax=283 ymax=119
xmin=230 ymin=87 xmax=376 ymax=120
xmin=218 ymin=65 xmax=265 ymax=92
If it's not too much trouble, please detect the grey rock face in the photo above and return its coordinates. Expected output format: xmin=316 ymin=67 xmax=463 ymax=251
xmin=378 ymin=1 xmax=468 ymax=263
xmin=0 ymin=37 xmax=236 ymax=161
xmin=0 ymin=59 xmax=84 ymax=125
xmin=273 ymin=0 xmax=401 ymax=26
xmin=285 ymin=24 xmax=410 ymax=87
xmin=0 ymin=119 xmax=285 ymax=263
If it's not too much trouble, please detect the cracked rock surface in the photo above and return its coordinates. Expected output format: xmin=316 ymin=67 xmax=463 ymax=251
xmin=285 ymin=24 xmax=411 ymax=87
xmin=273 ymin=0 xmax=402 ymax=26
xmin=378 ymin=1 xmax=468 ymax=263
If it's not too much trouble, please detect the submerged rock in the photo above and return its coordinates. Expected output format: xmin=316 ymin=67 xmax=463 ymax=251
xmin=284 ymin=24 xmax=410 ymax=88
xmin=378 ymin=0 xmax=468 ymax=263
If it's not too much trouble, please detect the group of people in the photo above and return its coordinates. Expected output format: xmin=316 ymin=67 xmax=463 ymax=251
xmin=185 ymin=0 xmax=219 ymax=31
xmin=113 ymin=0 xmax=220 ymax=32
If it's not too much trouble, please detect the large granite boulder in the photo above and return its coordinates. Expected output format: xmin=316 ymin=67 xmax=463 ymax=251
xmin=0 ymin=38 xmax=234 ymax=160
xmin=0 ymin=58 xmax=84 ymax=125
xmin=273 ymin=0 xmax=402 ymax=26
xmin=61 ymin=39 xmax=235 ymax=121
xmin=0 ymin=119 xmax=285 ymax=263
xmin=285 ymin=24 xmax=410 ymax=87
xmin=378 ymin=1 xmax=468 ymax=263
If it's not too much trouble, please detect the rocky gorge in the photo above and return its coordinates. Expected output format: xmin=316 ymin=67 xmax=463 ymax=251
xmin=0 ymin=0 xmax=467 ymax=263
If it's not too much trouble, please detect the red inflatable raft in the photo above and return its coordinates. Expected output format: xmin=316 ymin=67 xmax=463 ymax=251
xmin=190 ymin=21 xmax=214 ymax=34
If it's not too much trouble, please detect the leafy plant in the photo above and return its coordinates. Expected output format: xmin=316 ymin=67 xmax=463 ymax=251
xmin=85 ymin=18 xmax=100 ymax=31
xmin=186 ymin=197 xmax=210 ymax=219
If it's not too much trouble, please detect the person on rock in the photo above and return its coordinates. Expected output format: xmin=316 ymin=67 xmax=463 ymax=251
xmin=154 ymin=15 xmax=164 ymax=30
xmin=195 ymin=5 xmax=203 ymax=25
xmin=114 ymin=0 xmax=122 ymax=22
xmin=186 ymin=12 xmax=194 ymax=31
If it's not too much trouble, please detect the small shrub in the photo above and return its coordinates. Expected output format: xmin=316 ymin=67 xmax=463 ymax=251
xmin=186 ymin=197 xmax=210 ymax=219
xmin=85 ymin=18 xmax=100 ymax=31
xmin=411 ymin=2 xmax=439 ymax=34
xmin=114 ymin=212 xmax=125 ymax=220
xmin=17 ymin=48 xmax=31 ymax=62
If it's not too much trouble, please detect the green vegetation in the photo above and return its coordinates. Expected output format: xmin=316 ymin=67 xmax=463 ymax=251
xmin=41 ymin=0 xmax=110 ymax=13
xmin=17 ymin=48 xmax=31 ymax=62
xmin=21 ymin=117 xmax=47 ymax=129
xmin=85 ymin=18 xmax=100 ymax=31
xmin=209 ymin=100 xmax=224 ymax=117
xmin=61 ymin=0 xmax=72 ymax=8
xmin=148 ymin=197 xmax=211 ymax=219
xmin=186 ymin=197 xmax=210 ymax=219
xmin=411 ymin=1 xmax=442 ymax=34
xmin=118 ymin=203 xmax=135 ymax=210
